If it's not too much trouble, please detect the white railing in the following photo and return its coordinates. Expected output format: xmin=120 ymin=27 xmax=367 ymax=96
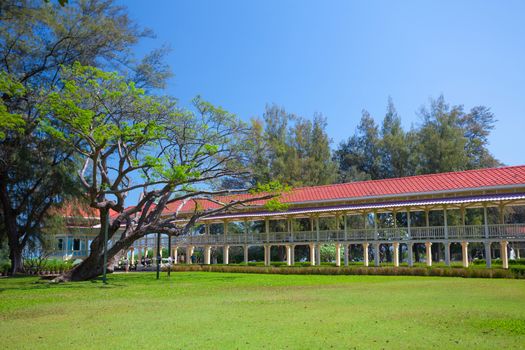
xmin=167 ymin=223 xmax=525 ymax=246
xmin=410 ymin=227 xmax=446 ymax=240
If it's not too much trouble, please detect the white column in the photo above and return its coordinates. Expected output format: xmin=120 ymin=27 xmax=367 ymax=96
xmin=344 ymin=213 xmax=348 ymax=241
xmin=315 ymin=243 xmax=321 ymax=265
xmin=130 ymin=247 xmax=135 ymax=266
xmin=425 ymin=241 xmax=432 ymax=267
xmin=363 ymin=243 xmax=369 ymax=267
xmin=309 ymin=243 xmax=315 ymax=266
xmin=244 ymin=245 xmax=249 ymax=264
xmin=407 ymin=242 xmax=414 ymax=267
xmin=223 ymin=221 xmax=228 ymax=246
xmin=286 ymin=245 xmax=292 ymax=266
xmin=316 ymin=216 xmax=320 ymax=242
xmin=444 ymin=242 xmax=451 ymax=266
xmin=374 ymin=242 xmax=380 ymax=266
xmin=344 ymin=244 xmax=349 ymax=266
xmin=393 ymin=242 xmax=399 ymax=267
xmin=483 ymin=205 xmax=489 ymax=239
xmin=244 ymin=219 xmax=248 ymax=245
xmin=264 ymin=245 xmax=271 ymax=266
xmin=461 ymin=241 xmax=469 ymax=268
xmin=186 ymin=245 xmax=194 ymax=265
xmin=407 ymin=209 xmax=412 ymax=239
xmin=335 ymin=243 xmax=341 ymax=267
xmin=501 ymin=240 xmax=509 ymax=269
xmin=173 ymin=246 xmax=178 ymax=264
xmin=204 ymin=245 xmax=211 ymax=265
xmin=444 ymin=206 xmax=449 ymax=267
xmin=223 ymin=245 xmax=230 ymax=265
xmin=265 ymin=219 xmax=270 ymax=243
xmin=485 ymin=241 xmax=492 ymax=268
xmin=373 ymin=211 xmax=378 ymax=240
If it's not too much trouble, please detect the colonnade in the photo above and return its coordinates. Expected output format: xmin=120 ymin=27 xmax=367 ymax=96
xmin=143 ymin=239 xmax=510 ymax=269
xmin=124 ymin=199 xmax=523 ymax=270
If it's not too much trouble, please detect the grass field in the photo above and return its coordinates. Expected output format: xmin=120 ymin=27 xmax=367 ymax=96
xmin=1 ymin=272 xmax=524 ymax=349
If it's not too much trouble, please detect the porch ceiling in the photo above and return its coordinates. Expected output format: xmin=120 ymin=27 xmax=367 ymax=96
xmin=199 ymin=192 xmax=525 ymax=222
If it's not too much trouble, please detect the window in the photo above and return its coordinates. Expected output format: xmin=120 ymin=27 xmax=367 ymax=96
xmin=73 ymin=239 xmax=80 ymax=251
xmin=58 ymin=239 xmax=63 ymax=250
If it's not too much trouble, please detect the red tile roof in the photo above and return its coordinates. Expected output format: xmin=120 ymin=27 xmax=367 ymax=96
xmin=168 ymin=165 xmax=525 ymax=214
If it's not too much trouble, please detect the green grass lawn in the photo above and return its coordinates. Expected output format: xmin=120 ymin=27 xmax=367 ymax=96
xmin=1 ymin=273 xmax=524 ymax=349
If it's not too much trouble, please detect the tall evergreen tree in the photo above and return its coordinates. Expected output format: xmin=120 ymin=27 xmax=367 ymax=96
xmin=379 ymin=98 xmax=412 ymax=178
xmin=307 ymin=114 xmax=337 ymax=185
xmin=335 ymin=96 xmax=500 ymax=182
xmin=461 ymin=106 xmax=500 ymax=169
xmin=248 ymin=104 xmax=337 ymax=187
xmin=416 ymin=95 xmax=469 ymax=174
xmin=335 ymin=110 xmax=381 ymax=182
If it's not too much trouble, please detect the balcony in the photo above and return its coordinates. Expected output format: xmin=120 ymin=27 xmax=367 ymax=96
xmin=170 ymin=224 xmax=525 ymax=246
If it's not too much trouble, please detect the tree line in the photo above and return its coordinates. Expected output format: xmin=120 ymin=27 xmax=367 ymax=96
xmin=245 ymin=97 xmax=499 ymax=188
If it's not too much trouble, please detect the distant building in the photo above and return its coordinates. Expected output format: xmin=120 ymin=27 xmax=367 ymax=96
xmin=51 ymin=165 xmax=525 ymax=269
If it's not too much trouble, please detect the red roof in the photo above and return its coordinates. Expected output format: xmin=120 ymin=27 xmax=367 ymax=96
xmin=53 ymin=201 xmax=120 ymax=220
xmin=167 ymin=165 xmax=525 ymax=214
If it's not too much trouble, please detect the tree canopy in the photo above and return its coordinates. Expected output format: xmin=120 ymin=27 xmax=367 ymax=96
xmin=334 ymin=95 xmax=500 ymax=182
xmin=0 ymin=0 xmax=171 ymax=275
xmin=42 ymin=63 xmax=279 ymax=281
xmin=246 ymin=105 xmax=337 ymax=187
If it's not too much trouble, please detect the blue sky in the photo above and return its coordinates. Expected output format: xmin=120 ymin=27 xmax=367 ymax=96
xmin=122 ymin=0 xmax=525 ymax=165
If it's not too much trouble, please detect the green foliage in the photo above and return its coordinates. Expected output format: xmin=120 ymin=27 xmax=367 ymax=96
xmin=320 ymin=243 xmax=337 ymax=262
xmin=41 ymin=62 xmax=167 ymax=147
xmin=263 ymin=198 xmax=289 ymax=212
xmin=167 ymin=265 xmax=520 ymax=279
xmin=245 ymin=105 xmax=337 ymax=187
xmin=335 ymin=95 xmax=499 ymax=182
xmin=0 ymin=72 xmax=26 ymax=139
xmin=249 ymin=181 xmax=290 ymax=211
xmin=0 ymin=0 xmax=170 ymax=274
xmin=0 ymin=244 xmax=10 ymax=274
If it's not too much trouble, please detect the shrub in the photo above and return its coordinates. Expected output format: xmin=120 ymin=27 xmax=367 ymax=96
xmin=165 ymin=264 xmax=520 ymax=279
xmin=0 ymin=261 xmax=10 ymax=275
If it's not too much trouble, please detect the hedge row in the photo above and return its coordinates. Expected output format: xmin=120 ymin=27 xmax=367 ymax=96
xmin=165 ymin=264 xmax=522 ymax=279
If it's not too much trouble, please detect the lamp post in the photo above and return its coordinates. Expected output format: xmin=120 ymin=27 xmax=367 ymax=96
xmin=167 ymin=234 xmax=171 ymax=277
xmin=156 ymin=232 xmax=161 ymax=280
xmin=102 ymin=210 xmax=109 ymax=284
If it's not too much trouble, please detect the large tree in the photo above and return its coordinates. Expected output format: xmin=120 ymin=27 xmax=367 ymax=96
xmin=334 ymin=110 xmax=381 ymax=182
xmin=416 ymin=96 xmax=500 ymax=174
xmin=0 ymin=0 xmax=169 ymax=274
xmin=43 ymin=64 xmax=278 ymax=281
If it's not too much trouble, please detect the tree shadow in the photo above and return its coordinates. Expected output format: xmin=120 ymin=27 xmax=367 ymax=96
xmin=0 ymin=275 xmax=127 ymax=292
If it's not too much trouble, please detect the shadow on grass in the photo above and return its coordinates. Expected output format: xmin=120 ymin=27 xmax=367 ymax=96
xmin=0 ymin=274 xmax=129 ymax=292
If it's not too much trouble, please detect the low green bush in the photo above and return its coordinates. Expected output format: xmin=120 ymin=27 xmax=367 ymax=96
xmin=1 ymin=261 xmax=10 ymax=275
xmin=166 ymin=264 xmax=519 ymax=279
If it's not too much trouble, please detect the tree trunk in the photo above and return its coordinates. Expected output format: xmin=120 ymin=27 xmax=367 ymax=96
xmin=8 ymin=244 xmax=23 ymax=275
xmin=0 ymin=182 xmax=25 ymax=275
xmin=57 ymin=253 xmax=109 ymax=281
xmin=55 ymin=228 xmax=129 ymax=282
